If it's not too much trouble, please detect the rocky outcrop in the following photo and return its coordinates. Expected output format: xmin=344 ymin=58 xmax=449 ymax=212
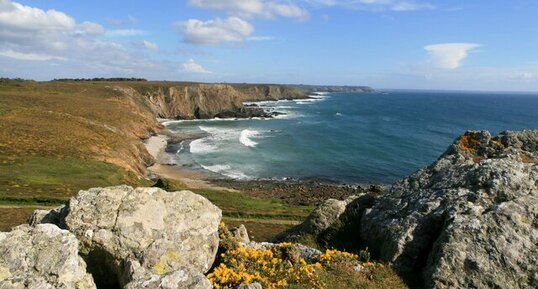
xmin=30 ymin=185 xmax=221 ymax=289
xmin=277 ymin=130 xmax=538 ymax=288
xmin=272 ymin=196 xmax=357 ymax=242
xmin=359 ymin=130 xmax=538 ymax=288
xmin=116 ymin=83 xmax=306 ymax=120
xmin=0 ymin=224 xmax=96 ymax=289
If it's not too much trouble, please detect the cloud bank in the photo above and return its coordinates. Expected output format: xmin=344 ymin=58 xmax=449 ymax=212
xmin=0 ymin=0 xmax=174 ymax=79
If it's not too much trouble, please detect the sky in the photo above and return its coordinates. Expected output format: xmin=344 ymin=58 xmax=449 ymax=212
xmin=1 ymin=0 xmax=537 ymax=91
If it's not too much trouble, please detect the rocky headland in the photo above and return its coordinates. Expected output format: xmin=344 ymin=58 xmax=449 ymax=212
xmin=116 ymin=82 xmax=307 ymax=120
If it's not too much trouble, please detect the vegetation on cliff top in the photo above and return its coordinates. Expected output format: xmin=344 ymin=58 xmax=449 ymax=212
xmin=0 ymin=79 xmax=309 ymax=237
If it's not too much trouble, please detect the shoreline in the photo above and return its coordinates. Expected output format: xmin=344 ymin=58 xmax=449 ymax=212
xmin=145 ymin=95 xmax=390 ymax=205
xmin=143 ymin=128 xmax=388 ymax=205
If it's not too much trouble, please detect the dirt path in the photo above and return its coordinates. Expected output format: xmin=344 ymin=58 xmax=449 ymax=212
xmin=223 ymin=217 xmax=301 ymax=225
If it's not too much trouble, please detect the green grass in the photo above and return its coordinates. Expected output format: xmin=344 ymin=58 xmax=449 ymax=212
xmin=0 ymin=156 xmax=151 ymax=199
xmin=320 ymin=265 xmax=408 ymax=289
xmin=153 ymin=178 xmax=313 ymax=221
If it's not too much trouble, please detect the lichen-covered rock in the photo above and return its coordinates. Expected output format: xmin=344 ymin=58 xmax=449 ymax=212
xmin=0 ymin=224 xmax=96 ymax=289
xmin=246 ymin=242 xmax=322 ymax=263
xmin=27 ymin=205 xmax=67 ymax=228
xmin=359 ymin=130 xmax=538 ymax=288
xmin=124 ymin=268 xmax=212 ymax=289
xmin=230 ymin=224 xmax=250 ymax=243
xmin=273 ymin=196 xmax=357 ymax=242
xmin=58 ymin=185 xmax=221 ymax=288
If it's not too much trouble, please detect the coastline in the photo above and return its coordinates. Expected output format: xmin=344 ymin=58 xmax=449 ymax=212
xmin=144 ymin=132 xmax=238 ymax=192
xmin=143 ymin=125 xmax=387 ymax=206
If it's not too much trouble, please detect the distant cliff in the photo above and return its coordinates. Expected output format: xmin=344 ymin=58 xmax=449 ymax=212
xmin=292 ymin=84 xmax=375 ymax=93
xmin=114 ymin=82 xmax=307 ymax=119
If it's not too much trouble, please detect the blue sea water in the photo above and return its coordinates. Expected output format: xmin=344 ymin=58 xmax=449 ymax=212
xmin=165 ymin=90 xmax=538 ymax=184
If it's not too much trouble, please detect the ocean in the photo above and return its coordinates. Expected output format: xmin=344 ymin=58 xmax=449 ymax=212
xmin=164 ymin=90 xmax=538 ymax=184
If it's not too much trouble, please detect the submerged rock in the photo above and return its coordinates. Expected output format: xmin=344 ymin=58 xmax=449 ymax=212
xmin=0 ymin=224 xmax=96 ymax=289
xmin=360 ymin=130 xmax=538 ymax=288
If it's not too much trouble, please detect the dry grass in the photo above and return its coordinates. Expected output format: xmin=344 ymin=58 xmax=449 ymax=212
xmin=0 ymin=80 xmax=159 ymax=201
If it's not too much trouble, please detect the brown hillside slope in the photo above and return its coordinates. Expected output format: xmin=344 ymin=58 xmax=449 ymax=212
xmin=0 ymin=79 xmax=305 ymax=200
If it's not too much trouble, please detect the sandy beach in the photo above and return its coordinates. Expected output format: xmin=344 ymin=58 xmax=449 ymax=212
xmin=144 ymin=133 xmax=238 ymax=192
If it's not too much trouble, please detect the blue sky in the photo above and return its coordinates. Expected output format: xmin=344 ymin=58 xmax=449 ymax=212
xmin=1 ymin=0 xmax=537 ymax=91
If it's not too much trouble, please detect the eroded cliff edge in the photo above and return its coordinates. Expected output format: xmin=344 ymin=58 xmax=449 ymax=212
xmin=115 ymin=82 xmax=307 ymax=120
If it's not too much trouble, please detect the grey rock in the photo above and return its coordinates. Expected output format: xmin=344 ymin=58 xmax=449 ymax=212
xmin=246 ymin=241 xmax=321 ymax=263
xmin=0 ymin=224 xmax=96 ymax=289
xmin=124 ymin=268 xmax=212 ymax=289
xmin=273 ymin=196 xmax=357 ymax=242
xmin=230 ymin=224 xmax=250 ymax=243
xmin=235 ymin=282 xmax=263 ymax=289
xmin=27 ymin=205 xmax=67 ymax=228
xmin=358 ymin=130 xmax=538 ymax=288
xmin=45 ymin=185 xmax=221 ymax=289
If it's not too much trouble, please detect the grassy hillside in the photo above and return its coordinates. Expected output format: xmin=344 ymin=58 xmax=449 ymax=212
xmin=0 ymin=79 xmax=310 ymax=236
xmin=0 ymin=79 xmax=159 ymax=202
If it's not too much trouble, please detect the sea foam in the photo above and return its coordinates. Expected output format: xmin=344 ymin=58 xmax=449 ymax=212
xmin=239 ymin=129 xmax=259 ymax=147
xmin=201 ymin=164 xmax=251 ymax=179
xmin=189 ymin=138 xmax=217 ymax=154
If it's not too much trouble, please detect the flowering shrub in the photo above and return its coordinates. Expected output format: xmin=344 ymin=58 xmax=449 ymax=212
xmin=208 ymin=244 xmax=324 ymax=289
xmin=210 ymin=222 xmax=393 ymax=289
xmin=318 ymin=249 xmax=359 ymax=268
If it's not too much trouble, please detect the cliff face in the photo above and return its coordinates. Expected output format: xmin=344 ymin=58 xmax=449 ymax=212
xmin=116 ymin=83 xmax=307 ymax=120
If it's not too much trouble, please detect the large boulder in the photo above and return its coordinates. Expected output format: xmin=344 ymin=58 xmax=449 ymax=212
xmin=272 ymin=196 xmax=358 ymax=243
xmin=33 ymin=185 xmax=220 ymax=289
xmin=358 ymin=130 xmax=538 ymax=288
xmin=0 ymin=224 xmax=96 ymax=289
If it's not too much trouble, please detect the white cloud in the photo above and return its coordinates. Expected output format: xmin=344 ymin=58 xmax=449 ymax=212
xmin=247 ymin=36 xmax=275 ymax=41
xmin=142 ymin=40 xmax=159 ymax=50
xmin=175 ymin=17 xmax=254 ymax=45
xmin=106 ymin=15 xmax=137 ymax=27
xmin=265 ymin=2 xmax=309 ymax=19
xmin=0 ymin=49 xmax=66 ymax=61
xmin=304 ymin=0 xmax=433 ymax=11
xmin=78 ymin=21 xmax=105 ymax=35
xmin=181 ymin=59 xmax=211 ymax=73
xmin=188 ymin=0 xmax=309 ymax=20
xmin=0 ymin=0 xmax=75 ymax=30
xmin=0 ymin=1 xmax=176 ymax=79
xmin=509 ymin=71 xmax=534 ymax=80
xmin=105 ymin=29 xmax=146 ymax=37
xmin=424 ymin=43 xmax=480 ymax=69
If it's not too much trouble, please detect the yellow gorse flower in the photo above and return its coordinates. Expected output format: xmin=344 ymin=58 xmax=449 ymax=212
xmin=208 ymin=242 xmax=325 ymax=289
